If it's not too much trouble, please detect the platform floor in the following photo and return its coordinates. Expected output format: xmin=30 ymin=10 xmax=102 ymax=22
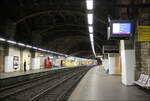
xmin=0 ymin=67 xmax=67 ymax=79
xmin=68 ymin=66 xmax=150 ymax=101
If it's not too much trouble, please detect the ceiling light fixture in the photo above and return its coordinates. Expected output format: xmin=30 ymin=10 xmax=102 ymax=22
xmin=0 ymin=37 xmax=6 ymax=41
xmin=32 ymin=47 xmax=38 ymax=50
xmin=90 ymin=34 xmax=94 ymax=42
xmin=86 ymin=0 xmax=93 ymax=10
xmin=26 ymin=45 xmax=32 ymax=48
xmin=7 ymin=40 xmax=17 ymax=44
xmin=87 ymin=14 xmax=93 ymax=25
xmin=89 ymin=26 xmax=93 ymax=33
xmin=17 ymin=43 xmax=25 ymax=47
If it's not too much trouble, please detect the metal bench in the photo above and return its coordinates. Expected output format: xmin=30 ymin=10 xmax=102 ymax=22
xmin=134 ymin=74 xmax=150 ymax=89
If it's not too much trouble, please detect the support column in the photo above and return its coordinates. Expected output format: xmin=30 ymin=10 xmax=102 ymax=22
xmin=120 ymin=40 xmax=135 ymax=85
xmin=108 ymin=53 xmax=121 ymax=75
xmin=104 ymin=54 xmax=109 ymax=72
xmin=0 ymin=43 xmax=4 ymax=72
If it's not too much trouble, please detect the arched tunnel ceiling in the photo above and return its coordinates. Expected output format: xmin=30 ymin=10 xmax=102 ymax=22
xmin=0 ymin=0 xmax=149 ymax=58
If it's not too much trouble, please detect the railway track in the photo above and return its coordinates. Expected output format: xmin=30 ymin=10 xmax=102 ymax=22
xmin=0 ymin=66 xmax=91 ymax=101
xmin=0 ymin=68 xmax=78 ymax=92
xmin=0 ymin=69 xmax=75 ymax=98
xmin=30 ymin=70 xmax=87 ymax=101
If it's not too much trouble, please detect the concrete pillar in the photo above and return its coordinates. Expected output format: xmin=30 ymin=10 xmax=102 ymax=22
xmin=120 ymin=40 xmax=135 ymax=85
xmin=104 ymin=54 xmax=109 ymax=72
xmin=20 ymin=48 xmax=23 ymax=71
xmin=32 ymin=57 xmax=40 ymax=70
xmin=108 ymin=53 xmax=121 ymax=75
xmin=0 ymin=43 xmax=4 ymax=72
xmin=20 ymin=48 xmax=32 ymax=71
xmin=104 ymin=58 xmax=109 ymax=72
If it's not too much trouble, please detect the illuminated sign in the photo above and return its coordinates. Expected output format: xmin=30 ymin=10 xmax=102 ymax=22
xmin=138 ymin=26 xmax=150 ymax=42
xmin=112 ymin=23 xmax=131 ymax=34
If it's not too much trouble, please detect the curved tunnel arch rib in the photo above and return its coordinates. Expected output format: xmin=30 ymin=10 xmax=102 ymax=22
xmin=12 ymin=5 xmax=108 ymax=57
xmin=68 ymin=37 xmax=103 ymax=52
xmin=42 ymin=30 xmax=88 ymax=38
xmin=64 ymin=36 xmax=102 ymax=54
xmin=37 ymin=24 xmax=87 ymax=35
xmin=37 ymin=24 xmax=106 ymax=39
xmin=70 ymin=50 xmax=93 ymax=58
xmin=47 ymin=35 xmax=91 ymax=53
xmin=15 ymin=10 xmax=107 ymax=25
xmin=71 ymin=50 xmax=92 ymax=56
xmin=41 ymin=30 xmax=103 ymax=53
xmin=30 ymin=24 xmax=106 ymax=42
xmin=40 ymin=30 xmax=90 ymax=45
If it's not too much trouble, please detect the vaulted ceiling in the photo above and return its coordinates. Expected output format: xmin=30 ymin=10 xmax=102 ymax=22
xmin=0 ymin=0 xmax=149 ymax=58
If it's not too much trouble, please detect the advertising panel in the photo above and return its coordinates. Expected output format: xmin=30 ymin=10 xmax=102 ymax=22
xmin=13 ymin=56 xmax=19 ymax=70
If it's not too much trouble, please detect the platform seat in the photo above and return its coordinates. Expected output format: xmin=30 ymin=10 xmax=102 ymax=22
xmin=134 ymin=74 xmax=150 ymax=89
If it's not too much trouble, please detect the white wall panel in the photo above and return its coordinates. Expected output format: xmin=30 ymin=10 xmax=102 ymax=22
xmin=4 ymin=56 xmax=13 ymax=72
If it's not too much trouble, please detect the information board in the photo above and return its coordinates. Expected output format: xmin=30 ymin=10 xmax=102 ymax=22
xmin=113 ymin=23 xmax=131 ymax=34
xmin=108 ymin=20 xmax=133 ymax=40
xmin=138 ymin=26 xmax=150 ymax=42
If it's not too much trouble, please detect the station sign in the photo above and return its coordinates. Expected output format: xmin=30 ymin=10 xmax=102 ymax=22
xmin=138 ymin=26 xmax=150 ymax=42
xmin=103 ymin=45 xmax=119 ymax=54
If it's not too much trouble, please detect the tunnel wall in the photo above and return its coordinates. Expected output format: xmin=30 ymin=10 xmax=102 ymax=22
xmin=135 ymin=5 xmax=150 ymax=79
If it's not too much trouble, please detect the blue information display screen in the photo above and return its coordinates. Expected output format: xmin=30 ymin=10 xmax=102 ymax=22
xmin=112 ymin=23 xmax=131 ymax=34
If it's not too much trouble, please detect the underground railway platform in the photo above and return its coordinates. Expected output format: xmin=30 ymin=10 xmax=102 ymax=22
xmin=0 ymin=0 xmax=150 ymax=101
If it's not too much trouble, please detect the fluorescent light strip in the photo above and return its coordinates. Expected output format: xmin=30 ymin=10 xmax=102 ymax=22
xmin=18 ymin=43 xmax=25 ymax=46
xmin=90 ymin=38 xmax=94 ymax=42
xmin=0 ymin=38 xmax=77 ymax=58
xmin=0 ymin=37 xmax=6 ymax=41
xmin=37 ymin=48 xmax=47 ymax=52
xmin=86 ymin=0 xmax=93 ymax=10
xmin=42 ymin=49 xmax=46 ymax=52
xmin=32 ymin=47 xmax=38 ymax=50
xmin=43 ymin=49 xmax=47 ymax=52
xmin=26 ymin=45 xmax=32 ymax=48
xmin=89 ymin=34 xmax=94 ymax=42
xmin=89 ymin=33 xmax=93 ymax=38
xmin=48 ymin=50 xmax=53 ymax=53
xmin=86 ymin=0 xmax=96 ymax=57
xmin=89 ymin=26 xmax=93 ymax=33
xmin=87 ymin=14 xmax=93 ymax=25
xmin=37 ymin=48 xmax=42 ymax=51
xmin=91 ymin=43 xmax=94 ymax=48
xmin=7 ymin=40 xmax=17 ymax=44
